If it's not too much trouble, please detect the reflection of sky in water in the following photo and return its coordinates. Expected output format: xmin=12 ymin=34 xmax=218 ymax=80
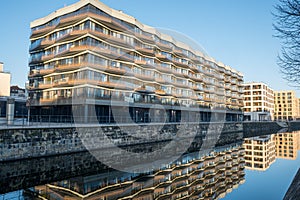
xmin=222 ymin=150 xmax=300 ymax=200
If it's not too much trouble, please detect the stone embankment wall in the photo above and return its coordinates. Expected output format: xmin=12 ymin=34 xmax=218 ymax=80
xmin=242 ymin=122 xmax=284 ymax=138
xmin=288 ymin=121 xmax=300 ymax=132
xmin=0 ymin=122 xmax=242 ymax=161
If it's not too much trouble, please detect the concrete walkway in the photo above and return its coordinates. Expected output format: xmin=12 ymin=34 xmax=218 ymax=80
xmin=283 ymin=168 xmax=300 ymax=200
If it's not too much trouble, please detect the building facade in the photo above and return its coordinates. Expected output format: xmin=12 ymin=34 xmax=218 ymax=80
xmin=28 ymin=0 xmax=244 ymax=123
xmin=0 ymin=97 xmax=27 ymax=125
xmin=243 ymin=135 xmax=276 ymax=171
xmin=243 ymin=82 xmax=274 ymax=121
xmin=274 ymin=91 xmax=299 ymax=121
xmin=10 ymin=86 xmax=26 ymax=99
xmin=0 ymin=62 xmax=11 ymax=97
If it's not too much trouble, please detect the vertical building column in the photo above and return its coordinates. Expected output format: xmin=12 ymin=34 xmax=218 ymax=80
xmin=84 ymin=104 xmax=89 ymax=123
xmin=6 ymin=98 xmax=15 ymax=125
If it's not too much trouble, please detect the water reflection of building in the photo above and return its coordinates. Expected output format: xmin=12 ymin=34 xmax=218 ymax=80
xmin=243 ymin=135 xmax=276 ymax=171
xmin=243 ymin=131 xmax=300 ymax=171
xmin=27 ymin=145 xmax=245 ymax=200
xmin=274 ymin=131 xmax=300 ymax=160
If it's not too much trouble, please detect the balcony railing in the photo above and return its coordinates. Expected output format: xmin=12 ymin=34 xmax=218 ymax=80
xmin=155 ymin=53 xmax=168 ymax=61
xmin=134 ymin=73 xmax=154 ymax=81
xmin=172 ymin=60 xmax=189 ymax=68
xmin=135 ymin=46 xmax=155 ymax=55
xmin=134 ymin=60 xmax=154 ymax=68
xmin=157 ymin=41 xmax=172 ymax=51
xmin=31 ymin=26 xmax=55 ymax=38
xmin=41 ymin=54 xmax=55 ymax=62
xmin=134 ymin=33 xmax=154 ymax=43
xmin=154 ymin=65 xmax=172 ymax=73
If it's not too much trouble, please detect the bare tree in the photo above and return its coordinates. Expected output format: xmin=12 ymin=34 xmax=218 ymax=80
xmin=273 ymin=0 xmax=300 ymax=85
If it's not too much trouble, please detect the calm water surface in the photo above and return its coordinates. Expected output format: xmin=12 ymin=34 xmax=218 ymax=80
xmin=0 ymin=131 xmax=299 ymax=200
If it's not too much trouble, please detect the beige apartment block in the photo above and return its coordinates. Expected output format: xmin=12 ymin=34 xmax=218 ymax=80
xmin=243 ymin=82 xmax=274 ymax=121
xmin=0 ymin=62 xmax=11 ymax=97
xmin=274 ymin=91 xmax=299 ymax=121
xmin=27 ymin=0 xmax=244 ymax=123
xmin=274 ymin=131 xmax=300 ymax=160
xmin=243 ymin=135 xmax=276 ymax=171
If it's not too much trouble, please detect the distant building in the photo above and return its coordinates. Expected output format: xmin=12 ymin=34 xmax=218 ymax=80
xmin=10 ymin=85 xmax=26 ymax=98
xmin=0 ymin=97 xmax=27 ymax=125
xmin=243 ymin=82 xmax=274 ymax=121
xmin=243 ymin=135 xmax=276 ymax=171
xmin=0 ymin=62 xmax=11 ymax=97
xmin=274 ymin=91 xmax=299 ymax=121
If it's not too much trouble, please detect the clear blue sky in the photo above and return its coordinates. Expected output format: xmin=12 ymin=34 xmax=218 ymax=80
xmin=0 ymin=0 xmax=298 ymax=95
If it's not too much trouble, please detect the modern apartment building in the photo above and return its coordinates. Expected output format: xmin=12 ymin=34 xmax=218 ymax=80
xmin=28 ymin=0 xmax=244 ymax=123
xmin=243 ymin=82 xmax=274 ymax=121
xmin=274 ymin=91 xmax=299 ymax=121
xmin=243 ymin=135 xmax=276 ymax=171
xmin=10 ymin=85 xmax=26 ymax=99
xmin=274 ymin=131 xmax=300 ymax=160
xmin=0 ymin=62 xmax=11 ymax=97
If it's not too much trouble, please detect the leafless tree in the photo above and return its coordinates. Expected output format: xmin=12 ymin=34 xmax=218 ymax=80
xmin=273 ymin=0 xmax=300 ymax=85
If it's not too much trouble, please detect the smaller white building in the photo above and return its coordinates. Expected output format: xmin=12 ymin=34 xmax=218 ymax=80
xmin=0 ymin=62 xmax=11 ymax=97
xmin=243 ymin=82 xmax=274 ymax=121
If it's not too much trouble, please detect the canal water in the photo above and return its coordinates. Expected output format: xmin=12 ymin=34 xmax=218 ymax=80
xmin=0 ymin=131 xmax=299 ymax=200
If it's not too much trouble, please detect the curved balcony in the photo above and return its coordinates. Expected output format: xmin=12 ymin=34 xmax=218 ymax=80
xmin=134 ymin=73 xmax=155 ymax=81
xmin=106 ymin=36 xmax=133 ymax=48
xmin=38 ymin=83 xmax=53 ymax=90
xmin=155 ymin=90 xmax=166 ymax=95
xmin=173 ymin=49 xmax=187 ymax=57
xmin=156 ymin=42 xmax=172 ymax=52
xmin=155 ymin=53 xmax=169 ymax=62
xmin=134 ymin=60 xmax=154 ymax=69
xmin=135 ymin=46 xmax=155 ymax=56
xmin=31 ymin=26 xmax=55 ymax=38
xmin=39 ymin=68 xmax=55 ymax=76
xmin=41 ymin=54 xmax=55 ymax=62
xmin=58 ymin=13 xmax=91 ymax=28
xmin=30 ymin=39 xmax=55 ymax=51
xmin=92 ymin=48 xmax=134 ymax=62
xmin=29 ymin=69 xmax=55 ymax=78
xmin=191 ymin=56 xmax=201 ymax=64
xmin=172 ymin=70 xmax=185 ymax=78
xmin=89 ymin=29 xmax=110 ymax=40
xmin=56 ymin=63 xmax=84 ymax=72
xmin=135 ymin=33 xmax=155 ymax=44
xmin=56 ymin=29 xmax=91 ymax=43
xmin=154 ymin=77 xmax=166 ymax=84
xmin=203 ymin=97 xmax=214 ymax=102
xmin=172 ymin=60 xmax=189 ymax=68
xmin=192 ymin=86 xmax=203 ymax=92
xmin=50 ymin=79 xmax=131 ymax=90
xmin=89 ymin=12 xmax=112 ymax=24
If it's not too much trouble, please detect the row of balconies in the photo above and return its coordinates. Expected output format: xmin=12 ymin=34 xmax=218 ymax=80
xmin=31 ymin=13 xmax=242 ymax=82
xmin=30 ymin=45 xmax=241 ymax=84
xmin=29 ymin=69 xmax=243 ymax=101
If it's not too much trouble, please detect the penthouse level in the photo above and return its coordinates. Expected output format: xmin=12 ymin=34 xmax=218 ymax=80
xmin=28 ymin=0 xmax=244 ymax=123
